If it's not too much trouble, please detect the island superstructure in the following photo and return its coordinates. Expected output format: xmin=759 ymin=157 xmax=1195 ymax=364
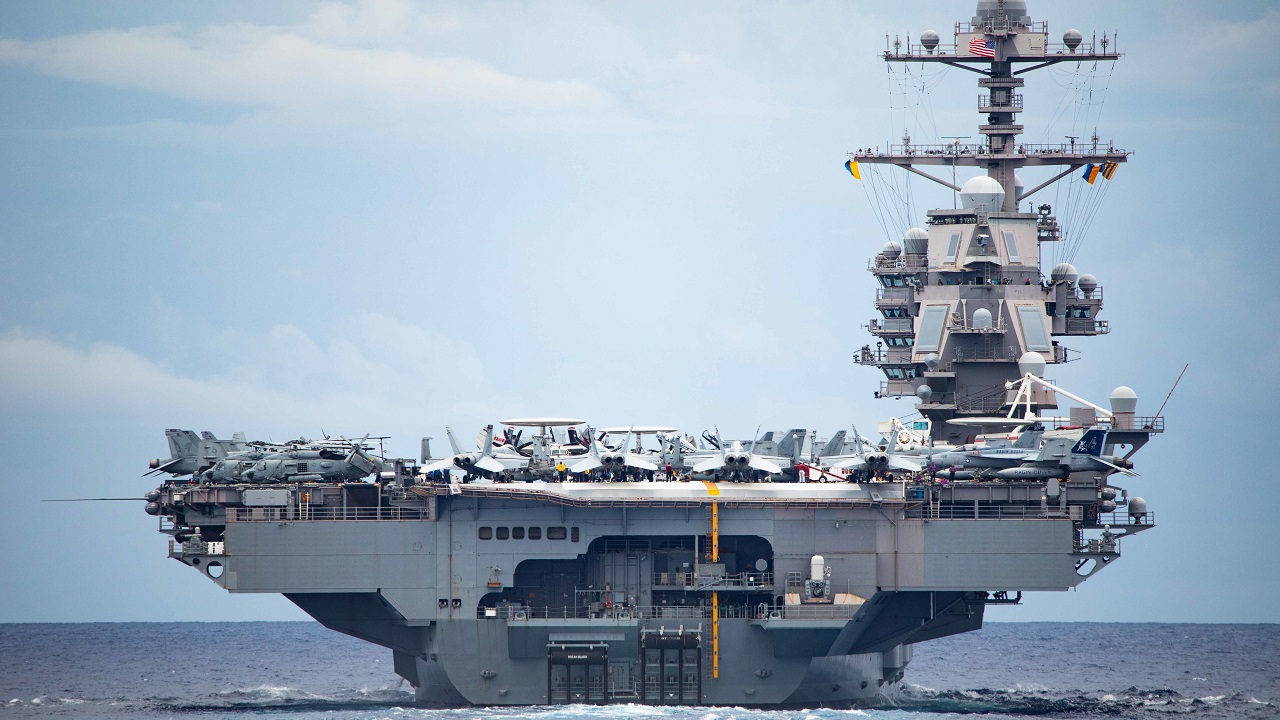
xmin=139 ymin=1 xmax=1162 ymax=707
xmin=851 ymin=0 xmax=1129 ymax=446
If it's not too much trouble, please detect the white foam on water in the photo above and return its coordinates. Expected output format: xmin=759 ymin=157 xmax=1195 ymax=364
xmin=1005 ymin=682 xmax=1051 ymax=693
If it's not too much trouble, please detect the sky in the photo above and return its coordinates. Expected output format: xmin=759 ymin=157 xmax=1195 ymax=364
xmin=0 ymin=0 xmax=1276 ymax=624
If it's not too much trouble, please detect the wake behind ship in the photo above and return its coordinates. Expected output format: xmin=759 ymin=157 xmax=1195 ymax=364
xmin=138 ymin=1 xmax=1163 ymax=707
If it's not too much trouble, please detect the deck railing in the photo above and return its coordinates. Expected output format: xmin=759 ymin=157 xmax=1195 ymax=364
xmin=225 ymin=506 xmax=429 ymax=522
xmin=485 ymin=603 xmax=859 ymax=622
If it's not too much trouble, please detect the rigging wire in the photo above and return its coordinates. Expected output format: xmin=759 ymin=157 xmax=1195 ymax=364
xmin=1042 ymin=57 xmax=1114 ymax=267
xmin=863 ymin=61 xmax=952 ymax=243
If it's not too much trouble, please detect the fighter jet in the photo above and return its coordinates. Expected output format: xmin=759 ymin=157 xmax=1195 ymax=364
xmin=146 ymin=429 xmax=247 ymax=476
xmin=822 ymin=425 xmax=923 ymax=478
xmin=151 ymin=430 xmax=388 ymax=484
xmin=422 ymin=425 xmax=513 ymax=479
xmin=688 ymin=427 xmax=787 ymax=482
xmin=920 ymin=428 xmax=1135 ymax=480
xmin=571 ymin=427 xmax=659 ymax=480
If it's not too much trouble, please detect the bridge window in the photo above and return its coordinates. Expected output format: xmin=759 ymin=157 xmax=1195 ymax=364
xmin=528 ymin=526 xmax=542 ymax=540
xmin=916 ymin=305 xmax=950 ymax=353
xmin=496 ymin=526 xmax=510 ymax=540
xmin=1016 ymin=305 xmax=1052 ymax=352
xmin=548 ymin=526 xmax=568 ymax=540
xmin=478 ymin=526 xmax=493 ymax=540
xmin=944 ymin=232 xmax=962 ymax=264
xmin=1002 ymin=230 xmax=1021 ymax=263
xmin=1071 ymin=307 xmax=1091 ymax=318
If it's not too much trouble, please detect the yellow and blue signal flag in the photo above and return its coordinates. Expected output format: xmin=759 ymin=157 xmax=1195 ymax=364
xmin=845 ymin=159 xmax=861 ymax=180
xmin=1082 ymin=163 xmax=1100 ymax=184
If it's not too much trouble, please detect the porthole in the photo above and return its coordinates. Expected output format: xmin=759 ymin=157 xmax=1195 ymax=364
xmin=496 ymin=527 xmax=509 ymax=540
xmin=528 ymin=527 xmax=541 ymax=540
xmin=512 ymin=527 xmax=525 ymax=540
xmin=478 ymin=527 xmax=493 ymax=540
xmin=547 ymin=526 xmax=567 ymax=540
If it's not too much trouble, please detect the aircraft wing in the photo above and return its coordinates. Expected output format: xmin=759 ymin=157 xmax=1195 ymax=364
xmin=571 ymin=456 xmax=603 ymax=474
xmin=829 ymin=456 xmax=867 ymax=471
xmin=474 ymin=455 xmax=506 ymax=474
xmin=625 ymin=453 xmax=659 ymax=472
xmin=693 ymin=456 xmax=726 ymax=473
xmin=422 ymin=456 xmax=458 ymax=473
xmin=144 ymin=457 xmax=189 ymax=476
xmin=748 ymin=455 xmax=783 ymax=474
xmin=1086 ymin=455 xmax=1139 ymax=477
xmin=887 ymin=455 xmax=922 ymax=472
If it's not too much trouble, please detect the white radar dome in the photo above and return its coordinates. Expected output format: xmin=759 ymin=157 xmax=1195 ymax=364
xmin=1109 ymin=386 xmax=1137 ymax=413
xmin=974 ymin=0 xmax=1030 ymax=26
xmin=916 ymin=385 xmax=934 ymax=402
xmin=960 ymin=176 xmax=1005 ymax=213
xmin=1078 ymin=273 xmax=1098 ymax=297
xmin=972 ymin=308 xmax=993 ymax=329
xmin=1050 ymin=262 xmax=1078 ymax=284
xmin=1064 ymin=29 xmax=1083 ymax=51
xmin=903 ymin=227 xmax=929 ymax=254
xmin=921 ymin=30 xmax=940 ymax=53
xmin=1018 ymin=351 xmax=1046 ymax=377
xmin=1014 ymin=173 xmax=1025 ymax=202
xmin=881 ymin=240 xmax=902 ymax=258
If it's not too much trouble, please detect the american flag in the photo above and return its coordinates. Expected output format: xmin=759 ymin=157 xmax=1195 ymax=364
xmin=969 ymin=36 xmax=996 ymax=58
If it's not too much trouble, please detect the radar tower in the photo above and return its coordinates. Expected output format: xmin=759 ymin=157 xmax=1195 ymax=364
xmin=853 ymin=0 xmax=1127 ymax=444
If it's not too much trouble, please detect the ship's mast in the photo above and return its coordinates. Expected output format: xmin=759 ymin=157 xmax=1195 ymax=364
xmin=852 ymin=1 xmax=1128 ymax=444
xmin=855 ymin=1 xmax=1125 ymax=208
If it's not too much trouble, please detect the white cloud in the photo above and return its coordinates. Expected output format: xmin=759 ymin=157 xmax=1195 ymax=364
xmin=0 ymin=314 xmax=501 ymax=453
xmin=305 ymin=0 xmax=462 ymax=45
xmin=0 ymin=25 xmax=612 ymax=116
xmin=0 ymin=0 xmax=792 ymax=143
xmin=1130 ymin=8 xmax=1280 ymax=100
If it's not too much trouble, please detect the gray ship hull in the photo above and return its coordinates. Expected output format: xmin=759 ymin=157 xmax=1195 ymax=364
xmin=156 ymin=479 xmax=1140 ymax=706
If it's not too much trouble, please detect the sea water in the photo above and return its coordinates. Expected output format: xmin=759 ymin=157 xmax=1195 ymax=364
xmin=1 ymin=622 xmax=1275 ymax=719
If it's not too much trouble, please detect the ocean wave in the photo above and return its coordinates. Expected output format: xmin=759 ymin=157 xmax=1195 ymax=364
xmin=148 ymin=683 xmax=416 ymax=712
xmin=886 ymin=683 xmax=1275 ymax=716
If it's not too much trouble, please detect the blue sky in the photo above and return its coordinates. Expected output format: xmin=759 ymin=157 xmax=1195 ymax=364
xmin=0 ymin=0 xmax=1276 ymax=623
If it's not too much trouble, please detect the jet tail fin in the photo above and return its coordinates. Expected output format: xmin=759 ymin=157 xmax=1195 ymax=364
xmin=445 ymin=426 xmax=463 ymax=455
xmin=1012 ymin=429 xmax=1043 ymax=449
xmin=166 ymin=429 xmax=201 ymax=461
xmin=1070 ymin=428 xmax=1107 ymax=457
xmin=820 ymin=430 xmax=846 ymax=457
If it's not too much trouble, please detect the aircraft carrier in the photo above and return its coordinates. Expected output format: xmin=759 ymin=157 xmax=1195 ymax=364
xmin=142 ymin=1 xmax=1163 ymax=706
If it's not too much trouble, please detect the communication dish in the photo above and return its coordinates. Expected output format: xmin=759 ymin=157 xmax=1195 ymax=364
xmin=500 ymin=417 xmax=585 ymax=427
xmin=599 ymin=426 xmax=677 ymax=435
